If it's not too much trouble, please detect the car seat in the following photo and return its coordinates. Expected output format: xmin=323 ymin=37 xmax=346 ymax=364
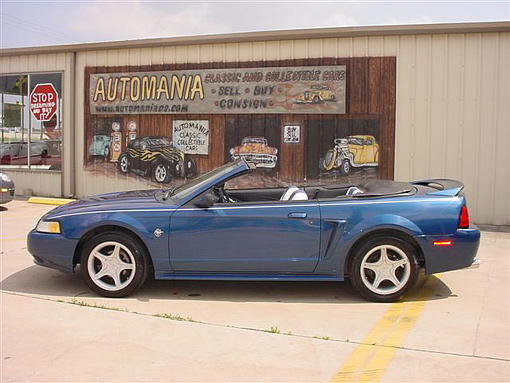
xmin=281 ymin=186 xmax=308 ymax=201
xmin=346 ymin=186 xmax=363 ymax=196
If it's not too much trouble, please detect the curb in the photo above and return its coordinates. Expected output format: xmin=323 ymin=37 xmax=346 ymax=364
xmin=27 ymin=197 xmax=76 ymax=206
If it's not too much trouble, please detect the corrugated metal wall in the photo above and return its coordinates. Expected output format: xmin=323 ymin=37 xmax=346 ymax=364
xmin=1 ymin=30 xmax=508 ymax=225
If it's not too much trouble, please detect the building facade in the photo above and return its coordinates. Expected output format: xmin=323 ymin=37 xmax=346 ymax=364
xmin=0 ymin=22 xmax=508 ymax=225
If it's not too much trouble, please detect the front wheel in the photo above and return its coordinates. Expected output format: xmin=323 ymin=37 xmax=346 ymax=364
xmin=339 ymin=159 xmax=351 ymax=176
xmin=80 ymin=232 xmax=149 ymax=298
xmin=349 ymin=236 xmax=419 ymax=302
xmin=153 ymin=162 xmax=172 ymax=183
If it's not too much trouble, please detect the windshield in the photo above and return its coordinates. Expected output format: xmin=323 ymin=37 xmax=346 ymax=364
xmin=170 ymin=161 xmax=243 ymax=202
xmin=146 ymin=137 xmax=172 ymax=147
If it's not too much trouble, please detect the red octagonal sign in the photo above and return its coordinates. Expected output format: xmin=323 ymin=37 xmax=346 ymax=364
xmin=30 ymin=83 xmax=58 ymax=121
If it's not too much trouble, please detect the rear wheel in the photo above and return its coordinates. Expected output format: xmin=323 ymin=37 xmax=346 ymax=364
xmin=103 ymin=146 xmax=110 ymax=160
xmin=118 ymin=154 xmax=129 ymax=173
xmin=349 ymin=236 xmax=419 ymax=302
xmin=320 ymin=149 xmax=337 ymax=171
xmin=80 ymin=232 xmax=148 ymax=298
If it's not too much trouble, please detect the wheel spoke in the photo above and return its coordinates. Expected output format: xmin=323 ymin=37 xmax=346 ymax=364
xmin=93 ymin=251 xmax=108 ymax=264
xmin=380 ymin=247 xmax=389 ymax=262
xmin=363 ymin=262 xmax=381 ymax=272
xmin=119 ymin=261 xmax=134 ymax=271
xmin=111 ymin=271 xmax=121 ymax=288
xmin=388 ymin=271 xmax=401 ymax=287
xmin=390 ymin=258 xmax=407 ymax=270
xmin=112 ymin=244 xmax=121 ymax=260
xmin=372 ymin=272 xmax=384 ymax=289
xmin=94 ymin=267 xmax=110 ymax=280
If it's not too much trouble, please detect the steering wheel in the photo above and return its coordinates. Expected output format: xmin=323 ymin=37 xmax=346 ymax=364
xmin=213 ymin=185 xmax=236 ymax=203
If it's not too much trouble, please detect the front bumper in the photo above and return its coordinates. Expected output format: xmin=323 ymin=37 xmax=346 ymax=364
xmin=27 ymin=229 xmax=79 ymax=273
xmin=467 ymin=258 xmax=481 ymax=269
xmin=0 ymin=188 xmax=14 ymax=204
xmin=416 ymin=226 xmax=481 ymax=275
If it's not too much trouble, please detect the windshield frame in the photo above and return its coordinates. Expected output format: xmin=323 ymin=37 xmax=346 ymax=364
xmin=162 ymin=160 xmax=249 ymax=205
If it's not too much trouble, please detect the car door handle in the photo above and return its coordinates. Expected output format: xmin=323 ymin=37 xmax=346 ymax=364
xmin=288 ymin=212 xmax=307 ymax=219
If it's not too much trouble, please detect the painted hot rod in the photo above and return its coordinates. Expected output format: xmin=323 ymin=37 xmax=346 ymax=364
xmin=118 ymin=136 xmax=197 ymax=183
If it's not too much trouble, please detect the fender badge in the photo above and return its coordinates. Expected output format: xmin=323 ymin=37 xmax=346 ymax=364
xmin=154 ymin=228 xmax=163 ymax=238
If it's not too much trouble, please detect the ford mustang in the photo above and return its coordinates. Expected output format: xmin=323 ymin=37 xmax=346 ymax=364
xmin=27 ymin=159 xmax=480 ymax=302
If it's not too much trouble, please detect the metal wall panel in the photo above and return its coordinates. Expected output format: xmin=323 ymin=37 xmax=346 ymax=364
xmin=0 ymin=52 xmax=73 ymax=197
xmin=2 ymin=30 xmax=507 ymax=224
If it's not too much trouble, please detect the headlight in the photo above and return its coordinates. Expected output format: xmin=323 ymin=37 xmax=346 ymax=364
xmin=1 ymin=173 xmax=11 ymax=182
xmin=36 ymin=220 xmax=61 ymax=234
xmin=229 ymin=148 xmax=235 ymax=155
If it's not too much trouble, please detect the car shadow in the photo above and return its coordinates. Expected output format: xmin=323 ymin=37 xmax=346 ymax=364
xmin=1 ymin=265 xmax=453 ymax=304
xmin=0 ymin=206 xmax=8 ymax=212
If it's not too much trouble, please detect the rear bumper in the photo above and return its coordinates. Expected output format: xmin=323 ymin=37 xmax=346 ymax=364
xmin=416 ymin=226 xmax=481 ymax=275
xmin=27 ymin=229 xmax=78 ymax=273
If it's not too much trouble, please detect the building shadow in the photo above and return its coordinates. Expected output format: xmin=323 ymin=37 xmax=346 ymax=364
xmin=1 ymin=265 xmax=452 ymax=304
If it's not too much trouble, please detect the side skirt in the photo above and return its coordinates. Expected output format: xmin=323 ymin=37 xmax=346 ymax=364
xmin=154 ymin=272 xmax=343 ymax=282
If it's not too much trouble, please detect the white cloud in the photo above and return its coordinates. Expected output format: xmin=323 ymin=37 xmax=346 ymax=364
xmin=66 ymin=1 xmax=230 ymax=41
xmin=385 ymin=15 xmax=435 ymax=25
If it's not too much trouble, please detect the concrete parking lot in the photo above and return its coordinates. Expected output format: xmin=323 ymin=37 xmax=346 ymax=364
xmin=1 ymin=200 xmax=509 ymax=382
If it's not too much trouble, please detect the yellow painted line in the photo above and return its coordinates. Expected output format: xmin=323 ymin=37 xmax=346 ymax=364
xmin=330 ymin=276 xmax=440 ymax=383
xmin=28 ymin=197 xmax=75 ymax=206
xmin=0 ymin=237 xmax=26 ymax=242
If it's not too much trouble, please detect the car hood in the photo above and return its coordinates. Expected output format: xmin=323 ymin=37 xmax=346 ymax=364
xmin=45 ymin=189 xmax=175 ymax=219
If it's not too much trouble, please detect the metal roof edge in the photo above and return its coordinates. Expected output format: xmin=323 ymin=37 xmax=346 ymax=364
xmin=1 ymin=21 xmax=509 ymax=57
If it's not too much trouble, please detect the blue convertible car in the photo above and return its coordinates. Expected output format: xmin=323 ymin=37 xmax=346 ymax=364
xmin=27 ymin=159 xmax=480 ymax=302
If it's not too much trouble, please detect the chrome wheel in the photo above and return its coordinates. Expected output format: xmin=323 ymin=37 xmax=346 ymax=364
xmin=119 ymin=156 xmax=128 ymax=172
xmin=87 ymin=241 xmax=136 ymax=292
xmin=360 ymin=244 xmax=411 ymax=295
xmin=154 ymin=164 xmax=167 ymax=183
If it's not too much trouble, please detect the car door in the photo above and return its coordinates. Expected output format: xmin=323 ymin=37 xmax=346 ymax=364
xmin=169 ymin=197 xmax=321 ymax=273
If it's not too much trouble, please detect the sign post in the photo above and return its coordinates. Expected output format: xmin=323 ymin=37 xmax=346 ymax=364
xmin=30 ymin=83 xmax=58 ymax=121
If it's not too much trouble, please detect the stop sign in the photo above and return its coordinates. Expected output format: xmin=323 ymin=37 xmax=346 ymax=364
xmin=30 ymin=83 xmax=58 ymax=121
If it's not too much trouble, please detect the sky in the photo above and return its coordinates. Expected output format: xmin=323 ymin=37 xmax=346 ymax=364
xmin=1 ymin=0 xmax=509 ymax=49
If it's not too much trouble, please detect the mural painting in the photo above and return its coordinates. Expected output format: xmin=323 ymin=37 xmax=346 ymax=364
xmin=84 ymin=58 xmax=396 ymax=190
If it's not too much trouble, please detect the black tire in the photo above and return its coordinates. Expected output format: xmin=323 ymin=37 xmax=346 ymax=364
xmin=80 ymin=232 xmax=149 ymax=298
xmin=118 ymin=153 xmax=129 ymax=173
xmin=313 ymin=95 xmax=320 ymax=104
xmin=349 ymin=236 xmax=419 ymax=302
xmin=152 ymin=161 xmax=172 ymax=183
xmin=184 ymin=156 xmax=197 ymax=178
xmin=104 ymin=146 xmax=110 ymax=160
xmin=339 ymin=159 xmax=351 ymax=176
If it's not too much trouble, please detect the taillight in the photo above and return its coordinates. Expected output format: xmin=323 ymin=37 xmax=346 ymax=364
xmin=459 ymin=205 xmax=470 ymax=229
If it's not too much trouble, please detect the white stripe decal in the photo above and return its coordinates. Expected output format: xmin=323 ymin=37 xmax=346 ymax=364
xmin=49 ymin=197 xmax=455 ymax=219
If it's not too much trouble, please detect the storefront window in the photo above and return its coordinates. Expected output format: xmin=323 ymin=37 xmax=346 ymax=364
xmin=0 ymin=72 xmax=62 ymax=170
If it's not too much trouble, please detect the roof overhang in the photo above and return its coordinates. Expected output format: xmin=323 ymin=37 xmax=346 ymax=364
xmin=1 ymin=21 xmax=509 ymax=57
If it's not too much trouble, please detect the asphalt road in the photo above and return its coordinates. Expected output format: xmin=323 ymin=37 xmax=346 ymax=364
xmin=1 ymin=200 xmax=509 ymax=382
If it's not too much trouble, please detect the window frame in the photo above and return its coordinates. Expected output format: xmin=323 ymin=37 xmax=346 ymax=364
xmin=0 ymin=70 xmax=64 ymax=172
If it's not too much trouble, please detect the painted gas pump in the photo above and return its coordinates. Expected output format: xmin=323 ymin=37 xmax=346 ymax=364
xmin=127 ymin=120 xmax=137 ymax=144
xmin=110 ymin=121 xmax=122 ymax=162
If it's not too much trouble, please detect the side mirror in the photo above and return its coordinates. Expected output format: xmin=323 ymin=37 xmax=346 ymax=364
xmin=194 ymin=190 xmax=216 ymax=208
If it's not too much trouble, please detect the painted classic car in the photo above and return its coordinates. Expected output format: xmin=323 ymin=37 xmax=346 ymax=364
xmin=230 ymin=137 xmax=278 ymax=169
xmin=28 ymin=159 xmax=480 ymax=302
xmin=88 ymin=135 xmax=111 ymax=159
xmin=294 ymin=85 xmax=336 ymax=104
xmin=320 ymin=135 xmax=379 ymax=176
xmin=118 ymin=136 xmax=197 ymax=183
